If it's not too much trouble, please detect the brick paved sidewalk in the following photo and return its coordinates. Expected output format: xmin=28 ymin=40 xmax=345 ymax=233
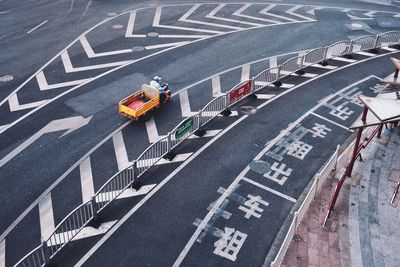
xmin=281 ymin=128 xmax=400 ymax=267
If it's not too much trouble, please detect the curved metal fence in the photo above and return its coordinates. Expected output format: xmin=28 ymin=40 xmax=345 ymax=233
xmin=14 ymin=31 xmax=400 ymax=267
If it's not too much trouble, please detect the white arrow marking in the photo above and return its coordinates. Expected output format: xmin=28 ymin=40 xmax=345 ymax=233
xmin=61 ymin=51 xmax=131 ymax=73
xmin=286 ymin=5 xmax=315 ymax=21
xmin=36 ymin=71 xmax=91 ymax=91
xmin=241 ymin=64 xmax=250 ymax=82
xmin=179 ymin=4 xmax=242 ymax=30
xmin=212 ymin=76 xmax=223 ymax=97
xmin=179 ymin=90 xmax=197 ymax=117
xmin=145 ymin=41 xmax=190 ymax=50
xmin=39 ymin=193 xmax=55 ymax=240
xmin=206 ymin=3 xmax=263 ymax=27
xmin=233 ymin=4 xmax=278 ymax=24
xmin=47 ymin=220 xmax=118 ymax=246
xmin=125 ymin=10 xmax=147 ymax=38
xmin=0 ymin=116 xmax=92 ymax=167
xmin=260 ymin=4 xmax=297 ymax=22
xmin=153 ymin=7 xmax=223 ymax=34
xmin=80 ymin=36 xmax=132 ymax=57
xmin=112 ymin=131 xmax=130 ymax=170
xmin=146 ymin=117 xmax=166 ymax=143
xmin=8 ymin=94 xmax=47 ymax=112
xmin=80 ymin=157 xmax=95 ymax=203
xmin=95 ymin=184 xmax=157 ymax=203
xmin=0 ymin=239 xmax=5 ymax=267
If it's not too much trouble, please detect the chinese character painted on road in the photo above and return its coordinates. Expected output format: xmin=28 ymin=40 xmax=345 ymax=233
xmin=239 ymin=194 xmax=269 ymax=219
xmin=329 ymin=102 xmax=353 ymax=120
xmin=214 ymin=227 xmax=247 ymax=261
xmin=263 ymin=162 xmax=292 ymax=185
xmin=286 ymin=140 xmax=313 ymax=160
xmin=308 ymin=123 xmax=332 ymax=138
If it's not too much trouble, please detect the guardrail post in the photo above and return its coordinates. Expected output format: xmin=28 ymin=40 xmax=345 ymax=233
xmin=164 ymin=132 xmax=176 ymax=161
xmin=131 ymin=160 xmax=142 ymax=190
xmin=295 ymin=56 xmax=305 ymax=76
xmin=221 ymin=93 xmax=232 ymax=117
xmin=334 ymin=144 xmax=340 ymax=171
xmin=42 ymin=240 xmax=50 ymax=265
xmin=89 ymin=196 xmax=101 ymax=228
xmin=194 ymin=111 xmax=206 ymax=137
xmin=320 ymin=46 xmax=329 ymax=66
xmin=272 ymin=66 xmax=282 ymax=87
xmin=293 ymin=211 xmax=299 ymax=233
xmin=370 ymin=34 xmax=380 ymax=54
xmin=344 ymin=41 xmax=354 ymax=59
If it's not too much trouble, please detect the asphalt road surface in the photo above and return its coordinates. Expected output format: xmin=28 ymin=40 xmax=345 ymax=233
xmin=0 ymin=0 xmax=399 ymax=266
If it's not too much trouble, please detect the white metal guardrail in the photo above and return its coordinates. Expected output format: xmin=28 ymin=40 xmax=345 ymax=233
xmin=14 ymin=31 xmax=400 ymax=267
xmin=270 ymin=145 xmax=340 ymax=267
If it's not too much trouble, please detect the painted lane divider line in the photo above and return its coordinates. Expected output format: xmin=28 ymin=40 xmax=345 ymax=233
xmin=311 ymin=112 xmax=354 ymax=132
xmin=241 ymin=177 xmax=297 ymax=203
xmin=0 ymin=239 xmax=5 ymax=267
xmin=27 ymin=20 xmax=48 ymax=34
xmin=36 ymin=71 xmax=91 ymax=91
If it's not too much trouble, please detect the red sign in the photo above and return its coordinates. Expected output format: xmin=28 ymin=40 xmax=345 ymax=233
xmin=229 ymin=80 xmax=252 ymax=104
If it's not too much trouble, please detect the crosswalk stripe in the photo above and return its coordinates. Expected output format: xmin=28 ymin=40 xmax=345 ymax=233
xmin=112 ymin=131 xmax=130 ymax=170
xmin=0 ymin=239 xmax=5 ymax=267
xmin=180 ymin=4 xmax=243 ymax=30
xmin=381 ymin=46 xmax=398 ymax=52
xmin=153 ymin=7 xmax=223 ymax=34
xmin=330 ymin=56 xmax=356 ymax=63
xmin=125 ymin=10 xmax=147 ymax=38
xmin=306 ymin=63 xmax=337 ymax=70
xmin=8 ymin=94 xmax=47 ymax=112
xmin=241 ymin=64 xmax=250 ymax=82
xmin=80 ymin=36 xmax=132 ymax=57
xmin=179 ymin=90 xmax=197 ymax=117
xmin=61 ymin=51 xmax=131 ymax=73
xmin=212 ymin=76 xmax=222 ymax=97
xmin=96 ymin=184 xmax=157 ymax=203
xmin=79 ymin=157 xmax=95 ymax=203
xmin=207 ymin=3 xmax=264 ymax=27
xmin=286 ymin=5 xmax=315 ymax=21
xmin=36 ymin=71 xmax=91 ymax=91
xmin=354 ymin=51 xmax=377 ymax=57
xmin=146 ymin=117 xmax=166 ymax=143
xmin=47 ymin=220 xmax=118 ymax=246
xmin=39 ymin=193 xmax=55 ymax=240
xmin=233 ymin=4 xmax=277 ymax=24
xmin=255 ymin=93 xmax=275 ymax=99
xmin=260 ymin=4 xmax=297 ymax=23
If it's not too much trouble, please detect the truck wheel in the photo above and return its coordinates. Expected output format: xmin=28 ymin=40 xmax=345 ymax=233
xmin=141 ymin=112 xmax=152 ymax=122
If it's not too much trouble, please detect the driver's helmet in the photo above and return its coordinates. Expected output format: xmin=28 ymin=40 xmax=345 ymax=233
xmin=153 ymin=76 xmax=161 ymax=82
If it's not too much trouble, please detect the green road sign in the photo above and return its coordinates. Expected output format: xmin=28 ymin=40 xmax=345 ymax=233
xmin=175 ymin=117 xmax=194 ymax=139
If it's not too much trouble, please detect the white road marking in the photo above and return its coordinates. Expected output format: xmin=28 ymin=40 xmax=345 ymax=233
xmin=364 ymin=11 xmax=377 ymax=17
xmin=48 ymin=220 xmax=118 ymax=246
xmin=156 ymin=153 xmax=193 ymax=165
xmin=260 ymin=4 xmax=297 ymax=23
xmin=269 ymin=56 xmax=278 ymax=68
xmin=96 ymin=184 xmax=157 ymax=203
xmin=145 ymin=41 xmax=190 ymax=50
xmin=242 ymin=177 xmax=296 ymax=203
xmin=212 ymin=76 xmax=222 ymax=97
xmin=27 ymin=20 xmax=48 ymax=34
xmin=146 ymin=117 xmax=166 ymax=143
xmin=79 ymin=157 xmax=95 ymax=203
xmin=39 ymin=193 xmax=55 ymax=240
xmin=8 ymin=94 xmax=47 ymax=112
xmin=158 ymin=34 xmax=211 ymax=39
xmin=306 ymin=63 xmax=337 ymax=70
xmin=153 ymin=6 xmax=223 ymax=34
xmin=179 ymin=90 xmax=197 ymax=117
xmin=279 ymin=70 xmax=318 ymax=78
xmin=0 ymin=124 xmax=8 ymax=132
xmin=331 ymin=56 xmax=356 ymax=63
xmin=267 ymin=83 xmax=294 ymax=89
xmin=61 ymin=51 xmax=131 ymax=73
xmin=311 ymin=112 xmax=353 ymax=132
xmin=112 ymin=131 xmax=130 ymax=170
xmin=0 ymin=116 xmax=92 ymax=167
xmin=381 ymin=47 xmax=398 ymax=52
xmin=189 ymin=129 xmax=222 ymax=138
xmin=125 ymin=11 xmax=147 ymax=38
xmin=36 ymin=71 xmax=91 ymax=91
xmin=0 ymin=239 xmax=5 ymax=267
xmin=0 ymin=10 xmax=12 ymax=15
xmin=354 ymin=51 xmax=377 ymax=57
xmin=206 ymin=3 xmax=263 ymax=27
xmin=306 ymin=7 xmax=321 ymax=16
xmin=255 ymin=94 xmax=275 ymax=99
xmin=80 ymin=36 xmax=132 ymax=57
xmin=286 ymin=5 xmax=315 ymax=21
xmin=233 ymin=4 xmax=277 ymax=24
xmin=179 ymin=4 xmax=243 ymax=30
xmin=241 ymin=64 xmax=250 ymax=82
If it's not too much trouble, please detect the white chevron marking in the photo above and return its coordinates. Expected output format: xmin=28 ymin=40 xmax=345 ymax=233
xmin=112 ymin=131 xmax=130 ymax=170
xmin=179 ymin=4 xmax=243 ymax=30
xmin=206 ymin=3 xmax=264 ymax=27
xmin=260 ymin=4 xmax=297 ymax=22
xmin=286 ymin=5 xmax=315 ymax=21
xmin=146 ymin=117 xmax=166 ymax=143
xmin=80 ymin=36 xmax=132 ymax=57
xmin=80 ymin=157 xmax=95 ymax=203
xmin=158 ymin=34 xmax=211 ymax=38
xmin=39 ymin=193 xmax=55 ymax=240
xmin=36 ymin=71 xmax=91 ymax=91
xmin=0 ymin=124 xmax=8 ymax=132
xmin=363 ymin=11 xmax=377 ymax=17
xmin=153 ymin=7 xmax=223 ymax=34
xmin=0 ymin=239 xmax=5 ymax=267
xmin=145 ymin=41 xmax=190 ymax=50
xmin=306 ymin=7 xmax=322 ymax=16
xmin=61 ymin=51 xmax=131 ymax=73
xmin=125 ymin=10 xmax=147 ymax=38
xmin=233 ymin=4 xmax=279 ymax=24
xmin=8 ymin=94 xmax=47 ymax=112
xmin=179 ymin=90 xmax=197 ymax=117
xmin=212 ymin=76 xmax=223 ymax=97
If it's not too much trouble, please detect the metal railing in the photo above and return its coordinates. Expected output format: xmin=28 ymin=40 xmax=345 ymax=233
xmin=270 ymin=145 xmax=340 ymax=267
xmin=14 ymin=30 xmax=400 ymax=267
